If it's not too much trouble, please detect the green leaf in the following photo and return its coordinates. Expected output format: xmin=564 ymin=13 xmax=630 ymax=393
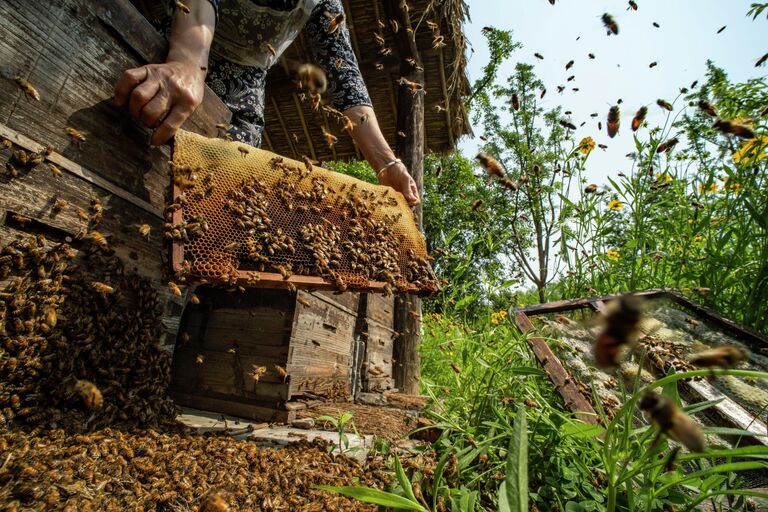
xmin=561 ymin=420 xmax=605 ymax=439
xmin=498 ymin=404 xmax=528 ymax=512
xmin=393 ymin=455 xmax=419 ymax=503
xmin=314 ymin=486 xmax=428 ymax=511
xmin=316 ymin=415 xmax=338 ymax=427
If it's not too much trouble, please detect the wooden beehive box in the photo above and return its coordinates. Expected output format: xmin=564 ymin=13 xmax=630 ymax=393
xmin=170 ymin=287 xmax=360 ymax=422
xmin=360 ymin=293 xmax=396 ymax=393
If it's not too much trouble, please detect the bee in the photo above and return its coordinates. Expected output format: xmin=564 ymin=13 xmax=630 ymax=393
xmin=534 ymin=52 xmax=544 ymax=60
xmin=602 ymin=13 xmax=619 ymax=35
xmin=566 ymin=75 xmax=575 ymax=82
xmin=327 ymin=12 xmax=345 ymax=35
xmin=638 ymin=392 xmax=705 ymax=453
xmin=73 ymin=379 xmax=103 ymax=410
xmin=398 ymin=77 xmax=424 ymax=93
xmin=603 ymin=105 xmax=619 ymax=138
xmin=14 ymin=76 xmax=40 ymax=101
xmin=297 ymin=296 xmax=311 ymax=307
xmin=374 ymin=62 xmax=384 ymax=70
xmin=565 ymin=60 xmax=574 ymax=70
xmin=588 ymin=53 xmax=595 ymax=59
xmin=360 ymin=113 xmax=369 ymax=124
xmin=91 ymin=281 xmax=114 ymax=294
xmin=397 ymin=130 xmax=407 ymax=137
xmin=653 ymin=21 xmax=660 ymax=28
xmin=557 ymin=85 xmax=565 ymax=93
xmin=756 ymin=52 xmax=768 ymax=67
xmin=175 ymin=0 xmax=190 ymax=14
xmin=656 ymin=137 xmax=679 ymax=153
xmin=598 ymin=143 xmax=608 ymax=150
xmin=77 ymin=209 xmax=89 ymax=221
xmin=689 ymin=346 xmax=748 ymax=369
xmin=189 ymin=293 xmax=200 ymax=305
xmin=627 ymin=0 xmax=638 ymax=10
xmin=584 ymin=184 xmax=598 ymax=194
xmin=43 ymin=305 xmax=57 ymax=328
xmin=697 ymin=100 xmax=717 ymax=117
xmin=450 ymin=362 xmax=461 ymax=374
xmin=509 ymin=92 xmax=520 ymax=111
xmin=264 ymin=42 xmax=276 ymax=57
xmin=215 ymin=122 xmax=229 ymax=131
xmin=649 ymin=61 xmax=657 ymax=68
xmin=65 ymin=127 xmax=86 ymax=144
xmin=52 ymin=198 xmax=68 ymax=213
xmin=14 ymin=149 xmax=29 ymax=165
xmin=631 ymin=106 xmax=647 ymax=131
xmin=432 ymin=35 xmax=446 ymax=49
xmin=168 ymin=281 xmax=182 ymax=297
xmin=296 ymin=63 xmax=327 ymax=95
xmin=540 ymin=88 xmax=546 ymax=99
xmin=5 ymin=162 xmax=18 ymax=178
xmin=475 ymin=152 xmax=505 ymax=179
xmin=275 ymin=365 xmax=288 ymax=382
xmin=250 ymin=365 xmax=268 ymax=383
xmin=656 ymin=99 xmax=673 ymax=111
xmin=593 ymin=295 xmax=644 ymax=369
xmin=277 ymin=265 xmax=292 ymax=280
xmin=48 ymin=162 xmax=62 ymax=176
xmin=90 ymin=230 xmax=109 ymax=249
xmin=199 ymin=490 xmax=230 ymax=512
xmin=712 ymin=119 xmax=756 ymax=140
xmin=389 ymin=19 xmax=399 ymax=33
xmin=559 ymin=119 xmax=577 ymax=130
xmin=138 ymin=223 xmax=151 ymax=239
xmin=237 ymin=146 xmax=249 ymax=157
xmin=195 ymin=354 xmax=204 ymax=365
xmin=223 ymin=241 xmax=240 ymax=251
xmin=302 ymin=155 xmax=313 ymax=171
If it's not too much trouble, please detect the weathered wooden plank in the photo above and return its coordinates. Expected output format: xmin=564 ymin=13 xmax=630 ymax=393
xmin=515 ymin=311 xmax=599 ymax=424
xmin=367 ymin=293 xmax=395 ymax=327
xmin=171 ymin=391 xmax=294 ymax=423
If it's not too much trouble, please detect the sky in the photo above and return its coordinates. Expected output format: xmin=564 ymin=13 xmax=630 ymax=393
xmin=457 ymin=0 xmax=767 ymax=185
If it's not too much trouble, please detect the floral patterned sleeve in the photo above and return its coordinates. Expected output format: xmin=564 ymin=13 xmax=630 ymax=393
xmin=305 ymin=0 xmax=373 ymax=111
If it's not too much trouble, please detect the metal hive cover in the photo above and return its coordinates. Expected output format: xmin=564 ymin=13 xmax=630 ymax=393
xmin=169 ymin=130 xmax=438 ymax=295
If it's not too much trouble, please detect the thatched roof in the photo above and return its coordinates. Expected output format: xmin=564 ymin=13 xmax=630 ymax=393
xmin=262 ymin=0 xmax=471 ymax=162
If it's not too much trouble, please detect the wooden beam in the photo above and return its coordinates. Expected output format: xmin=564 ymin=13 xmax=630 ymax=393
xmin=340 ymin=0 xmax=362 ymax=60
xmin=292 ymin=93 xmax=316 ymax=161
xmin=437 ymin=47 xmax=455 ymax=147
xmin=262 ymin=128 xmax=274 ymax=152
xmin=0 ymin=123 xmax=161 ymax=218
xmin=515 ymin=312 xmax=598 ymax=424
xmin=270 ymin=96 xmax=298 ymax=159
xmin=383 ymin=0 xmax=425 ymax=396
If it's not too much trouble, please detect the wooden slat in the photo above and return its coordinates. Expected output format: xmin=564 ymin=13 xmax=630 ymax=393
xmin=515 ymin=312 xmax=598 ymax=424
xmin=171 ymin=391 xmax=294 ymax=423
xmin=367 ymin=292 xmax=394 ymax=327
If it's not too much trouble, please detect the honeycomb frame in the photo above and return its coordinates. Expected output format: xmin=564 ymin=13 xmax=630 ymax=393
xmin=169 ymin=130 xmax=438 ymax=295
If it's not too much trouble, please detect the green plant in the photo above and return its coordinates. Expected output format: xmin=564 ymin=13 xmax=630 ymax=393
xmin=317 ymin=411 xmax=356 ymax=455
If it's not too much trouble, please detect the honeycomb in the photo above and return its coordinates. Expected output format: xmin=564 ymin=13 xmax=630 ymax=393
xmin=168 ymin=130 xmax=438 ymax=295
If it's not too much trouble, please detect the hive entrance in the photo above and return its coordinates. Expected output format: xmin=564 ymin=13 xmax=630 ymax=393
xmin=169 ymin=130 xmax=438 ymax=295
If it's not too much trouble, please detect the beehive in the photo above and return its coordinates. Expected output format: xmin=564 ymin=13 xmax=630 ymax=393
xmin=169 ymin=130 xmax=438 ymax=295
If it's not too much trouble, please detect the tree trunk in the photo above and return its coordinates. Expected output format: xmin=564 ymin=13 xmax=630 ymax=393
xmin=383 ymin=0 xmax=424 ymax=395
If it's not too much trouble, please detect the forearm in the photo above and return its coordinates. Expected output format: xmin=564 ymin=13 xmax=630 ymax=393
xmin=166 ymin=0 xmax=216 ymax=68
xmin=344 ymin=105 xmax=397 ymax=172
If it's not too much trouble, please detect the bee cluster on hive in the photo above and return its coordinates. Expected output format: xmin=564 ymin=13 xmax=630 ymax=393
xmin=168 ymin=130 xmax=438 ymax=296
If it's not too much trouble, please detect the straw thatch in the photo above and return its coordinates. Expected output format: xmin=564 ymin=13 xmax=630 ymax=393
xmin=263 ymin=0 xmax=471 ymax=162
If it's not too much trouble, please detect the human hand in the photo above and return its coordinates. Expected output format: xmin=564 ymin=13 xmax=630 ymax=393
xmin=378 ymin=162 xmax=420 ymax=206
xmin=114 ymin=61 xmax=205 ymax=146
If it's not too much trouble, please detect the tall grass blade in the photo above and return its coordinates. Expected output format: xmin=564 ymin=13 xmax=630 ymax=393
xmin=498 ymin=403 xmax=528 ymax=512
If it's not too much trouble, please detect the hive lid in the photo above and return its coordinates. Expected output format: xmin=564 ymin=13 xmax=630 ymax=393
xmin=168 ymin=130 xmax=438 ymax=295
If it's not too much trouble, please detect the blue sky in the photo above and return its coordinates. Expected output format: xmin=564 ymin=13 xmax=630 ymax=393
xmin=458 ymin=0 xmax=767 ymax=184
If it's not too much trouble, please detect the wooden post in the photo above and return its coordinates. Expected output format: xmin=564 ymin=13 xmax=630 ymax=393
xmin=383 ymin=0 xmax=424 ymax=395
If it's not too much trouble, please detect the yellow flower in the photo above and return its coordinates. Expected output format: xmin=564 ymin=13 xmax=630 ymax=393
xmin=698 ymin=182 xmax=718 ymax=194
xmin=606 ymin=249 xmax=620 ymax=261
xmin=490 ymin=310 xmax=508 ymax=325
xmin=607 ymin=200 xmax=624 ymax=211
xmin=693 ymin=235 xmax=704 ymax=243
xmin=578 ymin=136 xmax=596 ymax=155
xmin=732 ymin=135 xmax=768 ymax=164
xmin=727 ymin=182 xmax=741 ymax=193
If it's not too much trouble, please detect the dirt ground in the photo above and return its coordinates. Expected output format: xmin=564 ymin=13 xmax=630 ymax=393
xmin=296 ymin=401 xmax=418 ymax=441
xmin=0 ymin=427 xmax=390 ymax=511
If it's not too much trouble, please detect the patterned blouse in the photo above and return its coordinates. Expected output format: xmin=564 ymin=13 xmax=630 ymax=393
xmin=171 ymin=0 xmax=372 ymax=146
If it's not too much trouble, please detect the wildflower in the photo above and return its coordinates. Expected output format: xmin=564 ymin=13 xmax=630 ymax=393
xmin=732 ymin=134 xmax=768 ymax=164
xmin=605 ymin=249 xmax=620 ymax=261
xmin=693 ymin=235 xmax=704 ymax=243
xmin=578 ymin=136 xmax=596 ymax=155
xmin=490 ymin=310 xmax=508 ymax=325
xmin=727 ymin=182 xmax=741 ymax=194
xmin=697 ymin=182 xmax=718 ymax=194
xmin=607 ymin=199 xmax=624 ymax=211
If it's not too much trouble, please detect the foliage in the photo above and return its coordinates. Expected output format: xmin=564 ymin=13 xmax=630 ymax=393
xmin=317 ymin=411 xmax=356 ymax=455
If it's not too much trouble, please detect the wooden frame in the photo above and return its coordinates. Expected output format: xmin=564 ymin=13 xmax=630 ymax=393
xmin=514 ymin=289 xmax=768 ymax=441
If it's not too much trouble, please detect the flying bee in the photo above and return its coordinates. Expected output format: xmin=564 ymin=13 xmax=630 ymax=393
xmin=631 ymin=106 xmax=647 ymax=131
xmin=638 ymin=392 xmax=706 ymax=453
xmin=327 ymin=11 xmax=345 ymax=34
xmin=602 ymin=13 xmax=619 ymax=35
xmin=297 ymin=296 xmax=311 ymax=307
xmin=296 ymin=63 xmax=327 ymax=95
xmin=627 ymin=0 xmax=638 ymax=10
xmin=432 ymin=35 xmax=446 ymax=48
xmin=73 ymin=379 xmax=103 ymax=410
xmin=566 ymin=75 xmax=575 ymax=82
xmin=656 ymin=99 xmax=673 ymax=111
xmin=264 ymin=42 xmax=276 ymax=57
xmin=565 ymin=60 xmax=574 ymax=70
xmin=52 ymin=198 xmax=68 ymax=213
xmin=607 ymin=105 xmax=620 ymax=138
xmin=656 ymin=137 xmax=679 ymax=153
xmin=90 ymin=230 xmax=109 ymax=249
xmin=175 ymin=0 xmax=191 ymax=14
xmin=322 ymin=127 xmax=338 ymax=146
xmin=649 ymin=61 xmax=657 ymax=68
xmin=65 ymin=126 xmax=86 ymax=144
xmin=168 ymin=281 xmax=182 ymax=297
xmin=593 ymin=295 xmax=645 ymax=370
xmin=557 ymin=85 xmax=565 ymax=93
xmin=195 ymin=354 xmax=204 ymax=365
xmin=697 ymin=100 xmax=717 ymax=117
xmin=275 ymin=365 xmax=288 ymax=382
xmin=475 ymin=152 xmax=505 ymax=179
xmin=302 ymin=155 xmax=313 ymax=171
xmin=251 ymin=365 xmax=267 ymax=382
xmin=588 ymin=53 xmax=595 ymax=59
xmin=584 ymin=184 xmax=598 ymax=194
xmin=389 ymin=19 xmax=399 ymax=33
xmin=510 ymin=92 xmax=520 ymax=111
xmin=138 ymin=223 xmax=151 ymax=239
xmin=398 ymin=77 xmax=424 ymax=93
xmin=14 ymin=76 xmax=40 ymax=101
xmin=534 ymin=52 xmax=544 ymax=60
xmin=689 ymin=346 xmax=748 ymax=369
xmin=712 ymin=119 xmax=756 ymax=140
xmin=560 ymin=119 xmax=577 ymax=130
xmin=756 ymin=52 xmax=768 ymax=67
xmin=92 ymin=281 xmax=114 ymax=294
xmin=540 ymin=88 xmax=546 ymax=99
xmin=189 ymin=293 xmax=200 ymax=305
